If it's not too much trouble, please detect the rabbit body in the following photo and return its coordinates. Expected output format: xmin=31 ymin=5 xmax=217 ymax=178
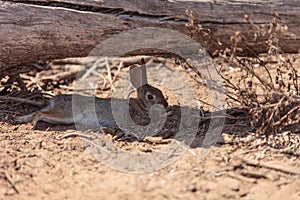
xmin=16 ymin=85 xmax=168 ymax=128
xmin=16 ymin=59 xmax=168 ymax=128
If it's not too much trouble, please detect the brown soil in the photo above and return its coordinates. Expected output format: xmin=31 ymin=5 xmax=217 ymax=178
xmin=0 ymin=56 xmax=299 ymax=200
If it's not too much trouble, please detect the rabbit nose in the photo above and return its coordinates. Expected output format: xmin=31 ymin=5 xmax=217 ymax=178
xmin=161 ymin=100 xmax=168 ymax=108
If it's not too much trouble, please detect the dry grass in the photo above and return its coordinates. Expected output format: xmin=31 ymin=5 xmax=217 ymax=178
xmin=185 ymin=11 xmax=300 ymax=136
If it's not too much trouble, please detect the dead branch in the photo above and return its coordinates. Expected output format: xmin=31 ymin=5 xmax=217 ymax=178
xmin=242 ymin=158 xmax=300 ymax=175
xmin=0 ymin=96 xmax=44 ymax=106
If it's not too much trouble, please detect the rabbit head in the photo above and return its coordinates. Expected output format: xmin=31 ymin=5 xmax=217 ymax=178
xmin=136 ymin=84 xmax=168 ymax=109
xmin=130 ymin=59 xmax=168 ymax=110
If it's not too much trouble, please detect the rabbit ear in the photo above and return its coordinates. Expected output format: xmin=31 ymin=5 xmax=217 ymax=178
xmin=130 ymin=58 xmax=148 ymax=88
xmin=140 ymin=58 xmax=148 ymax=84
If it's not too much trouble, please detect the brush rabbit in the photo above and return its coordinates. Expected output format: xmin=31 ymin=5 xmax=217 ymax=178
xmin=16 ymin=59 xmax=168 ymax=129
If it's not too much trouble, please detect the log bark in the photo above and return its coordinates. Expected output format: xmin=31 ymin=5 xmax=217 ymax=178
xmin=0 ymin=0 xmax=299 ymax=69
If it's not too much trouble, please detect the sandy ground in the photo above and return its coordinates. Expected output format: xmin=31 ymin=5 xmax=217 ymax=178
xmin=0 ymin=56 xmax=299 ymax=200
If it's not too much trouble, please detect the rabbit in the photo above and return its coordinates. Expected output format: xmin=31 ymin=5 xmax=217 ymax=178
xmin=15 ymin=58 xmax=168 ymax=129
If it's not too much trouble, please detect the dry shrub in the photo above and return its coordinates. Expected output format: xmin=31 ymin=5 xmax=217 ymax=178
xmin=187 ymin=11 xmax=300 ymax=135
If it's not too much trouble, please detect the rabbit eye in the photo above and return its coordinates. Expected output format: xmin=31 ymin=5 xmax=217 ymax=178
xmin=147 ymin=94 xmax=155 ymax=100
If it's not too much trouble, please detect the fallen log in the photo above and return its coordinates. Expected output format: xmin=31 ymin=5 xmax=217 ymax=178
xmin=0 ymin=0 xmax=299 ymax=69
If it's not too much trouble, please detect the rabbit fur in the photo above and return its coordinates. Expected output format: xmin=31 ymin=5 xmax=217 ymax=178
xmin=15 ymin=60 xmax=168 ymax=129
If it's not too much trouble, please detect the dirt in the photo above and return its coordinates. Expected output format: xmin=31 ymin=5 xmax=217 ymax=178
xmin=0 ymin=56 xmax=299 ymax=200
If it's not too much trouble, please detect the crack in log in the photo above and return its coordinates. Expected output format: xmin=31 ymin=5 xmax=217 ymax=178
xmin=2 ymin=0 xmax=251 ymax=25
xmin=3 ymin=0 xmax=184 ymax=23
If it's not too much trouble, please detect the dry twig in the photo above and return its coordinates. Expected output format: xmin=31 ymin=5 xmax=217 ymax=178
xmin=242 ymin=158 xmax=300 ymax=175
xmin=0 ymin=96 xmax=44 ymax=106
xmin=0 ymin=170 xmax=19 ymax=194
